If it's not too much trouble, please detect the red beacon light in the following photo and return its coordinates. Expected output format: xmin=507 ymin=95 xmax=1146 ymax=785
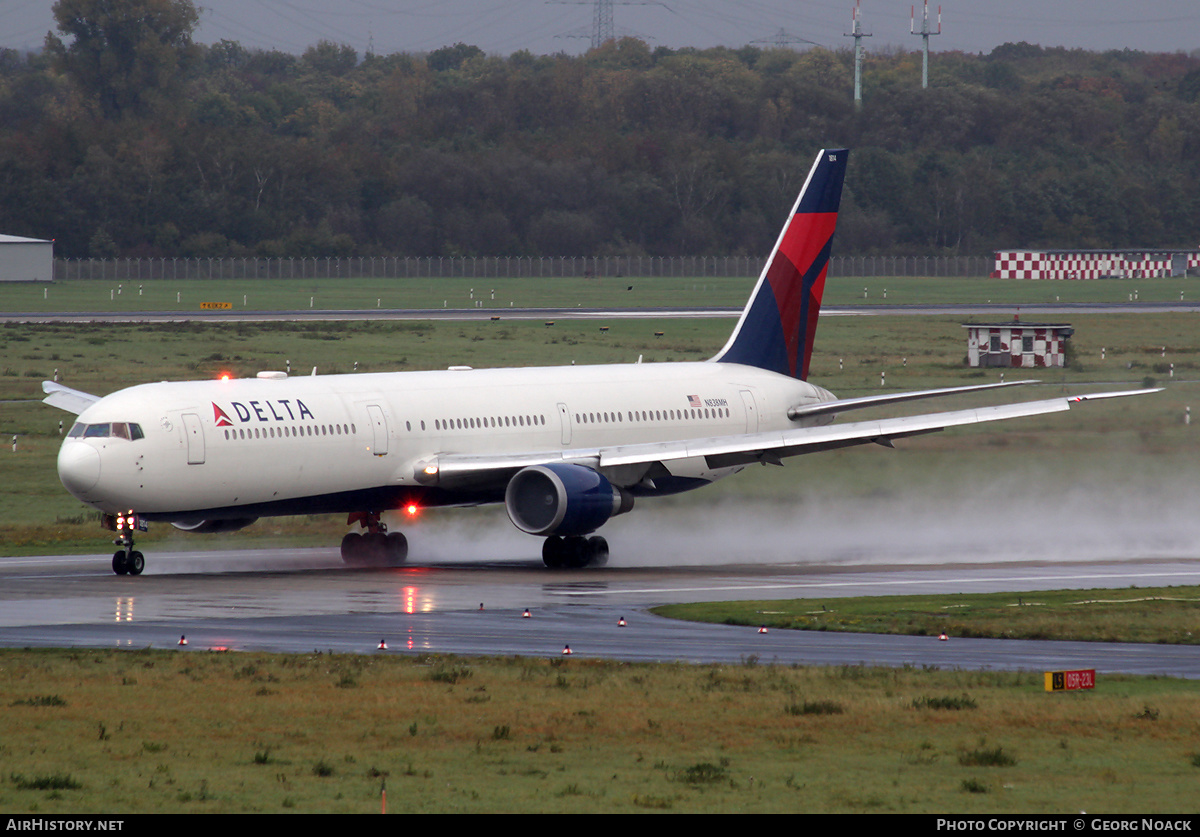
xmin=404 ymin=503 xmax=420 ymax=518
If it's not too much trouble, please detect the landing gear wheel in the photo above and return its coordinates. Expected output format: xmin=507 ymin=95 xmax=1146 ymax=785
xmin=542 ymin=536 xmax=565 ymax=568
xmin=384 ymin=532 xmax=408 ymax=565
xmin=341 ymin=532 xmax=365 ymax=565
xmin=562 ymin=536 xmax=590 ymax=568
xmin=362 ymin=532 xmax=388 ymax=564
xmin=127 ymin=551 xmax=145 ymax=576
xmin=586 ymin=536 xmax=609 ymax=567
xmin=113 ymin=550 xmax=129 ymax=575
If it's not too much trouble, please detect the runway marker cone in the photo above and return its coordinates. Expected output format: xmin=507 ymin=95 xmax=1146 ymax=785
xmin=178 ymin=635 xmax=187 ymax=646
xmin=523 ymin=608 xmax=531 ymax=618
xmin=479 ymin=602 xmax=484 ymax=611
xmin=939 ymin=631 xmax=948 ymax=642
xmin=562 ymin=644 xmax=572 ymax=655
xmin=758 ymin=625 xmax=768 ymax=634
xmin=378 ymin=639 xmax=388 ymax=650
xmin=617 ymin=616 xmax=626 ymax=627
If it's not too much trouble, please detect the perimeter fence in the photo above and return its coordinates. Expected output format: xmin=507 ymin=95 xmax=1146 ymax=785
xmin=51 ymin=254 xmax=996 ymax=282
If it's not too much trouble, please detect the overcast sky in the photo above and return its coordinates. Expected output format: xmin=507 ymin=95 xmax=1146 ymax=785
xmin=3 ymin=1 xmax=1199 ymax=58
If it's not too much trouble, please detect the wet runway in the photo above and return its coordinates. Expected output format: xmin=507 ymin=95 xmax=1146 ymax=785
xmin=2 ymin=547 xmax=1198 ymax=677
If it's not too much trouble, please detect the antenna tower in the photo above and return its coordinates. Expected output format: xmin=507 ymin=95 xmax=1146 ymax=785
xmin=551 ymin=0 xmax=658 ymax=50
xmin=843 ymin=2 xmax=872 ymax=109
xmin=750 ymin=28 xmax=820 ymax=50
xmin=910 ymin=0 xmax=941 ymax=89
xmin=593 ymin=0 xmax=615 ymax=48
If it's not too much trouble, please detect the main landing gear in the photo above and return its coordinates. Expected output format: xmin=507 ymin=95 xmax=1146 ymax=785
xmin=341 ymin=511 xmax=407 ymax=566
xmin=542 ymin=535 xmax=609 ymax=569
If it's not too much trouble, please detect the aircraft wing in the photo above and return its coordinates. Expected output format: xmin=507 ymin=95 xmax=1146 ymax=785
xmin=425 ymin=388 xmax=1158 ymax=486
xmin=42 ymin=381 xmax=101 ymax=415
xmin=786 ymin=380 xmax=1038 ymax=420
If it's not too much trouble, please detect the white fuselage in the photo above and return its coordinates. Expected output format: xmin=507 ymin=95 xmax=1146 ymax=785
xmin=57 ymin=361 xmax=834 ymax=522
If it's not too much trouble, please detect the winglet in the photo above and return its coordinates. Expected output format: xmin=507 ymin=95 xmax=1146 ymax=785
xmin=42 ymin=381 xmax=100 ymax=415
xmin=712 ymin=148 xmax=848 ymax=380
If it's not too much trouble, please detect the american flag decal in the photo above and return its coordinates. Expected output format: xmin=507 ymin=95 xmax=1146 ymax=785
xmin=687 ymin=395 xmax=701 ymax=408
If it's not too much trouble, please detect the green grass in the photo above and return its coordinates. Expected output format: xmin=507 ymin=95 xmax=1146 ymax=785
xmin=4 ymin=274 xmax=1200 ymax=314
xmin=0 ymin=648 xmax=1197 ymax=813
xmin=6 ymin=275 xmax=747 ymax=314
xmin=651 ymin=586 xmax=1200 ymax=645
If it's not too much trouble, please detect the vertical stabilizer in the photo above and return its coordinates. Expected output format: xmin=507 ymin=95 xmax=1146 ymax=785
xmin=712 ymin=148 xmax=848 ymax=380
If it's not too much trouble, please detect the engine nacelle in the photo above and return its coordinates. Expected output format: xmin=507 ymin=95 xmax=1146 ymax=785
xmin=505 ymin=464 xmax=633 ymax=537
xmin=171 ymin=518 xmax=258 ymax=534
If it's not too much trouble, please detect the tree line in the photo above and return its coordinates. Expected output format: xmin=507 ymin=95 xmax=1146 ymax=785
xmin=2 ymin=0 xmax=1198 ymax=260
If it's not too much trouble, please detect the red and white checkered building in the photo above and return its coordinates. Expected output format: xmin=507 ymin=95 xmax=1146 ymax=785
xmin=964 ymin=322 xmax=1074 ymax=368
xmin=992 ymin=249 xmax=1200 ymax=280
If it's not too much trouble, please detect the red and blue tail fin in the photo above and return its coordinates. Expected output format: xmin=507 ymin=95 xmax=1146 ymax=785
xmin=712 ymin=148 xmax=848 ymax=380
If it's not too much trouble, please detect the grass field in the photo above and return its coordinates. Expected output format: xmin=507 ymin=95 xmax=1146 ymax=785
xmin=3 ymin=274 xmax=1200 ymax=313
xmin=1 ymin=648 xmax=1198 ymax=814
xmin=652 ymin=586 xmax=1200 ymax=645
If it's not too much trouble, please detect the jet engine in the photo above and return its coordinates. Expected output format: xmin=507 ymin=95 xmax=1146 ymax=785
xmin=505 ymin=464 xmax=633 ymax=537
xmin=171 ymin=518 xmax=259 ymax=534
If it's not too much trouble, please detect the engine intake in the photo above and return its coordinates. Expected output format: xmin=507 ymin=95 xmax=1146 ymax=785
xmin=171 ymin=518 xmax=258 ymax=534
xmin=505 ymin=464 xmax=633 ymax=537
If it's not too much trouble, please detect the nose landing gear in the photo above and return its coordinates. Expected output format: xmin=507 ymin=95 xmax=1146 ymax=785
xmin=103 ymin=512 xmax=146 ymax=575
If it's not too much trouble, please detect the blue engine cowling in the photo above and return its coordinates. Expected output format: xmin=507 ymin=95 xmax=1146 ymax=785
xmin=505 ymin=464 xmax=633 ymax=537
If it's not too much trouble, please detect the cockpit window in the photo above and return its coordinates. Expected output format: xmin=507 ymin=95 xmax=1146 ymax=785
xmin=73 ymin=422 xmax=144 ymax=440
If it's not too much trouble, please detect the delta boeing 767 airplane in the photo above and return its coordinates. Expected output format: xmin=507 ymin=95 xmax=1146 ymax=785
xmin=43 ymin=149 xmax=1152 ymax=574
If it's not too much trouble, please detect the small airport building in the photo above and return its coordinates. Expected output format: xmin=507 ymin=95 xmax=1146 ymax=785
xmin=992 ymin=249 xmax=1200 ymax=279
xmin=964 ymin=321 xmax=1073 ymax=368
xmin=0 ymin=234 xmax=54 ymax=282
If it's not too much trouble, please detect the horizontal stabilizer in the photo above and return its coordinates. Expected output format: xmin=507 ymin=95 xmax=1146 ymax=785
xmin=42 ymin=381 xmax=100 ymax=415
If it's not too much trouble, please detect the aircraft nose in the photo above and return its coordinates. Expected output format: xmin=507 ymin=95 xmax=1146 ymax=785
xmin=58 ymin=442 xmax=101 ymax=496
